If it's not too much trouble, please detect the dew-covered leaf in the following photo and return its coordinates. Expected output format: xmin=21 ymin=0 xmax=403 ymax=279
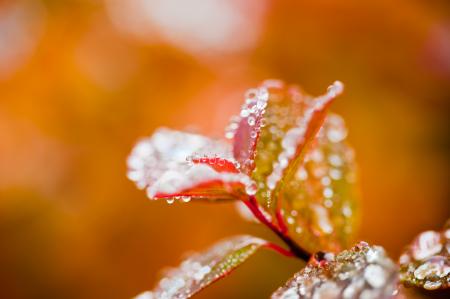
xmin=134 ymin=235 xmax=268 ymax=299
xmin=127 ymin=128 xmax=253 ymax=202
xmin=272 ymin=242 xmax=399 ymax=299
xmin=229 ymin=80 xmax=358 ymax=252
xmin=398 ymin=221 xmax=450 ymax=290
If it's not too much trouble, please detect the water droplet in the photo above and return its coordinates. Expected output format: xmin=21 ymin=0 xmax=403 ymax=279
xmin=321 ymin=176 xmax=331 ymax=186
xmin=245 ymin=88 xmax=258 ymax=99
xmin=424 ymin=280 xmax=442 ymax=290
xmin=364 ymin=264 xmax=387 ymax=288
xmin=245 ymin=182 xmax=257 ymax=195
xmin=342 ymin=204 xmax=352 ymax=217
xmin=166 ymin=198 xmax=175 ymax=204
xmin=412 ymin=231 xmax=442 ymax=260
xmin=225 ymin=131 xmax=235 ymax=139
xmin=240 ymin=109 xmax=250 ymax=117
xmin=247 ymin=116 xmax=256 ymax=126
xmin=328 ymin=154 xmax=343 ymax=167
xmin=329 ymin=168 xmax=342 ymax=180
xmin=260 ymin=118 xmax=267 ymax=127
xmin=327 ymin=127 xmax=347 ymax=143
xmin=296 ymin=167 xmax=308 ymax=180
xmin=323 ymin=187 xmax=333 ymax=198
xmin=181 ymin=196 xmax=191 ymax=203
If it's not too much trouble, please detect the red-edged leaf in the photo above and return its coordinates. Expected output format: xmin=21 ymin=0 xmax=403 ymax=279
xmin=230 ymin=80 xmax=357 ymax=252
xmin=229 ymin=80 xmax=343 ymax=210
xmin=272 ymin=242 xmax=399 ymax=299
xmin=133 ymin=235 xmax=268 ymax=299
xmin=399 ymin=221 xmax=450 ymax=290
xmin=127 ymin=128 xmax=252 ymax=202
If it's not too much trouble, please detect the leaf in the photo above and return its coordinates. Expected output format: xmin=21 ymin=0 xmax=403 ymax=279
xmin=133 ymin=235 xmax=268 ymax=299
xmin=398 ymin=221 xmax=450 ymax=290
xmin=127 ymin=128 xmax=253 ymax=202
xmin=279 ymin=113 xmax=359 ymax=253
xmin=230 ymin=80 xmax=358 ymax=252
xmin=272 ymin=242 xmax=399 ymax=299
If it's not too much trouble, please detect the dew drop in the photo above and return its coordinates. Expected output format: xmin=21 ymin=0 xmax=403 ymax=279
xmin=245 ymin=182 xmax=257 ymax=195
xmin=166 ymin=198 xmax=175 ymax=204
xmin=424 ymin=281 xmax=442 ymax=290
xmin=247 ymin=116 xmax=256 ymax=126
xmin=181 ymin=196 xmax=191 ymax=203
xmin=412 ymin=231 xmax=443 ymax=260
xmin=323 ymin=187 xmax=334 ymax=198
xmin=321 ymin=176 xmax=331 ymax=186
xmin=364 ymin=264 xmax=387 ymax=288
xmin=327 ymin=127 xmax=347 ymax=143
xmin=240 ymin=109 xmax=250 ymax=118
xmin=225 ymin=131 xmax=235 ymax=139
xmin=329 ymin=168 xmax=342 ymax=180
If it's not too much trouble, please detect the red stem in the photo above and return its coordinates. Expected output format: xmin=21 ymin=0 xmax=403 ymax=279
xmin=243 ymin=195 xmax=311 ymax=261
xmin=264 ymin=242 xmax=295 ymax=257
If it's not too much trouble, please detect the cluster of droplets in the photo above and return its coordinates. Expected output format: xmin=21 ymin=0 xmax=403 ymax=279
xmin=134 ymin=236 xmax=266 ymax=299
xmin=271 ymin=242 xmax=399 ymax=299
xmin=399 ymin=226 xmax=450 ymax=290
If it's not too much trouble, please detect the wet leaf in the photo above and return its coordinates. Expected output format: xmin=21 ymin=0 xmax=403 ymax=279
xmin=230 ymin=80 xmax=358 ymax=252
xmin=127 ymin=128 xmax=252 ymax=202
xmin=272 ymin=242 xmax=399 ymax=299
xmin=399 ymin=221 xmax=450 ymax=290
xmin=134 ymin=235 xmax=268 ymax=299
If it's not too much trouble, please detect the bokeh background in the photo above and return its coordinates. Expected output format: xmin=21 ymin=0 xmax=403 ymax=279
xmin=0 ymin=0 xmax=449 ymax=298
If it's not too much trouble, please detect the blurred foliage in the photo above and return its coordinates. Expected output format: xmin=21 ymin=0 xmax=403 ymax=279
xmin=0 ymin=0 xmax=449 ymax=298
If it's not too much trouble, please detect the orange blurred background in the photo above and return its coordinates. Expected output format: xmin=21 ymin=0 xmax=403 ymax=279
xmin=0 ymin=0 xmax=449 ymax=298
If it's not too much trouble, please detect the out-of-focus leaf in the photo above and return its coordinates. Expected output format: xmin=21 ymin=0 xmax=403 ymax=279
xmin=280 ymin=113 xmax=359 ymax=253
xmin=399 ymin=221 xmax=449 ymax=290
xmin=272 ymin=242 xmax=399 ymax=299
xmin=134 ymin=235 xmax=268 ymax=299
xmin=229 ymin=80 xmax=358 ymax=252
xmin=127 ymin=128 xmax=253 ymax=202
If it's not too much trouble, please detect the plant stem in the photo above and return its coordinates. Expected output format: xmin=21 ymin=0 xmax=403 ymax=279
xmin=264 ymin=242 xmax=294 ymax=257
xmin=243 ymin=196 xmax=311 ymax=261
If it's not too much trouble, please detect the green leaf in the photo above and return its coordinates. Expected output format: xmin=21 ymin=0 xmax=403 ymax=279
xmin=399 ymin=220 xmax=450 ymax=290
xmin=134 ymin=235 xmax=268 ymax=299
xmin=272 ymin=242 xmax=399 ymax=299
